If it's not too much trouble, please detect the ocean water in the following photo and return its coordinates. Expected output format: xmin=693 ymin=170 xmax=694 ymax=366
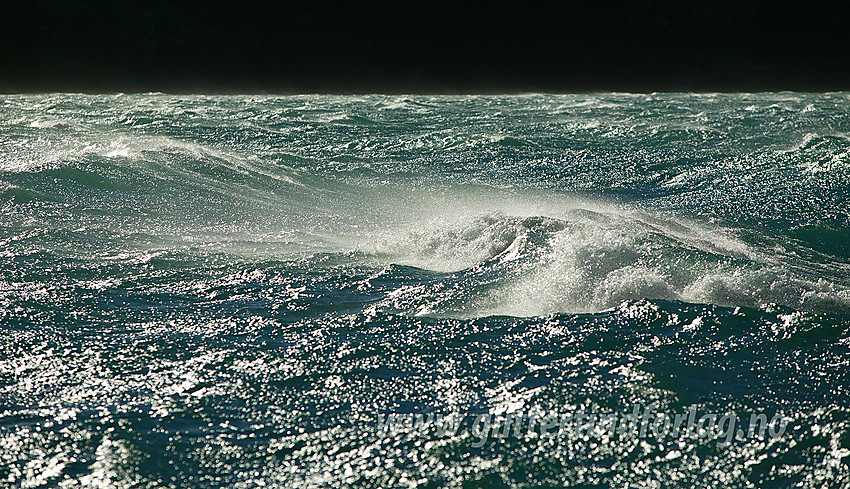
xmin=1 ymin=93 xmax=849 ymax=488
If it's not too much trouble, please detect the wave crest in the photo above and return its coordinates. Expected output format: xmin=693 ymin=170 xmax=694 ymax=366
xmin=362 ymin=209 xmax=850 ymax=317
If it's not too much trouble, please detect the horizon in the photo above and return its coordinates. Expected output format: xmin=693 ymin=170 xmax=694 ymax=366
xmin=7 ymin=89 xmax=850 ymax=96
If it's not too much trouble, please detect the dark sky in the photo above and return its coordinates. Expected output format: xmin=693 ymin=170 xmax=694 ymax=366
xmin=2 ymin=0 xmax=848 ymax=93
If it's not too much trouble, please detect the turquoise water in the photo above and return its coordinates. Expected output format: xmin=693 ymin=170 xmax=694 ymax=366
xmin=1 ymin=93 xmax=849 ymax=487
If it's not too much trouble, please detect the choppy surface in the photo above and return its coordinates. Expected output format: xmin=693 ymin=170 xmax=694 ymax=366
xmin=1 ymin=93 xmax=849 ymax=487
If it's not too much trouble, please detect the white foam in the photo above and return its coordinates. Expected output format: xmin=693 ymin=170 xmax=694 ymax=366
xmin=348 ymin=188 xmax=850 ymax=317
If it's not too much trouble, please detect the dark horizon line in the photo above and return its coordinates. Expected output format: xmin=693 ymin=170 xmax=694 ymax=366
xmin=3 ymin=87 xmax=848 ymax=96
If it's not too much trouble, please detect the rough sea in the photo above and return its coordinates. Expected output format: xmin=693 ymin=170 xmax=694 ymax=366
xmin=1 ymin=93 xmax=849 ymax=488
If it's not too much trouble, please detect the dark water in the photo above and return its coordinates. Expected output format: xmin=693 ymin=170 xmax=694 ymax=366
xmin=1 ymin=93 xmax=849 ymax=487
